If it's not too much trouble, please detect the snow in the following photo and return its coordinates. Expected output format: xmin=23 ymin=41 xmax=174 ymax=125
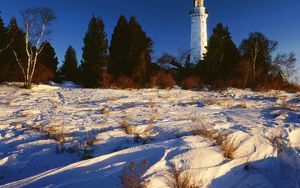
xmin=0 ymin=84 xmax=299 ymax=187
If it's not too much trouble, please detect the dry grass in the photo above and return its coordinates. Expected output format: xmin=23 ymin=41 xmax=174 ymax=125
xmin=202 ymin=98 xmax=217 ymax=106
xmin=120 ymin=119 xmax=154 ymax=138
xmin=265 ymin=135 xmax=283 ymax=154
xmin=191 ymin=122 xmax=237 ymax=159
xmin=100 ymin=107 xmax=111 ymax=115
xmin=280 ymin=100 xmax=297 ymax=111
xmin=42 ymin=125 xmax=67 ymax=143
xmin=120 ymin=160 xmax=150 ymax=188
xmin=167 ymin=166 xmax=201 ymax=188
xmin=219 ymin=137 xmax=237 ymax=159
xmin=120 ymin=118 xmax=154 ymax=144
xmin=121 ymin=119 xmax=134 ymax=135
xmin=191 ymin=122 xmax=218 ymax=142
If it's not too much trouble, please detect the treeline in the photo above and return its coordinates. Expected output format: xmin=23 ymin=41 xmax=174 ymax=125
xmin=158 ymin=24 xmax=298 ymax=91
xmin=0 ymin=11 xmax=298 ymax=91
xmin=0 ymin=17 xmax=58 ymax=84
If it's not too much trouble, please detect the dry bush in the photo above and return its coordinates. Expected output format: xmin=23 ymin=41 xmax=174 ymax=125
xmin=254 ymin=77 xmax=285 ymax=91
xmin=98 ymin=72 xmax=112 ymax=88
xmin=202 ymin=98 xmax=217 ymax=106
xmin=212 ymin=79 xmax=228 ymax=90
xmin=121 ymin=119 xmax=134 ymax=135
xmin=43 ymin=125 xmax=66 ymax=143
xmin=150 ymin=71 xmax=176 ymax=89
xmin=120 ymin=119 xmax=154 ymax=144
xmin=120 ymin=160 xmax=150 ymax=188
xmin=279 ymin=99 xmax=297 ymax=111
xmin=167 ymin=166 xmax=201 ymax=188
xmin=100 ymin=107 xmax=111 ymax=115
xmin=40 ymin=125 xmax=68 ymax=153
xmin=192 ymin=125 xmax=217 ymax=142
xmin=285 ymin=83 xmax=300 ymax=92
xmin=219 ymin=137 xmax=237 ymax=159
xmin=265 ymin=135 xmax=283 ymax=154
xmin=225 ymin=79 xmax=244 ymax=89
xmin=121 ymin=119 xmax=153 ymax=137
xmin=85 ymin=136 xmax=97 ymax=147
xmin=240 ymin=100 xmax=247 ymax=109
xmin=182 ymin=76 xmax=201 ymax=90
xmin=191 ymin=123 xmax=237 ymax=159
xmin=113 ymin=76 xmax=137 ymax=89
xmin=32 ymin=64 xmax=55 ymax=84
xmin=81 ymin=147 xmax=94 ymax=160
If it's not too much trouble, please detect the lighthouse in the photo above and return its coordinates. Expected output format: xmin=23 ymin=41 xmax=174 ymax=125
xmin=190 ymin=0 xmax=208 ymax=64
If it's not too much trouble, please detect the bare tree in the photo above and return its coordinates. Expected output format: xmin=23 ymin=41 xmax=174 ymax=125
xmin=13 ymin=7 xmax=56 ymax=89
xmin=273 ymin=52 xmax=297 ymax=82
xmin=157 ymin=53 xmax=179 ymax=70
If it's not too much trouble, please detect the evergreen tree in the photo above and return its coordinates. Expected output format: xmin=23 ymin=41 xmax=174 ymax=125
xmin=37 ymin=41 xmax=59 ymax=74
xmin=108 ymin=15 xmax=130 ymax=77
xmin=0 ymin=16 xmax=9 ymax=53
xmin=201 ymin=23 xmax=240 ymax=83
xmin=128 ymin=17 xmax=153 ymax=83
xmin=80 ymin=16 xmax=108 ymax=88
xmin=0 ymin=17 xmax=26 ymax=82
xmin=0 ymin=16 xmax=9 ymax=81
xmin=109 ymin=16 xmax=153 ymax=85
xmin=60 ymin=46 xmax=78 ymax=81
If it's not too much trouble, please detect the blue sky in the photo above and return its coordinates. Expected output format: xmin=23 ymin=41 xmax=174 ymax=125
xmin=0 ymin=0 xmax=300 ymax=81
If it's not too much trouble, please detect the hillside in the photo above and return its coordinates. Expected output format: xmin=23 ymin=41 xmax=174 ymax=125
xmin=0 ymin=83 xmax=299 ymax=188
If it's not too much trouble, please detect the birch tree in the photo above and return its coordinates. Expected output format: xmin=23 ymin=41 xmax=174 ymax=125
xmin=13 ymin=7 xmax=56 ymax=89
xmin=240 ymin=32 xmax=277 ymax=82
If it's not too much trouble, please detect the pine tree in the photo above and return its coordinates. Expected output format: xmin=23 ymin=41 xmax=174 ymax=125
xmin=60 ymin=46 xmax=78 ymax=82
xmin=37 ymin=41 xmax=59 ymax=74
xmin=108 ymin=15 xmax=130 ymax=78
xmin=0 ymin=16 xmax=9 ymax=53
xmin=0 ymin=17 xmax=26 ymax=82
xmin=80 ymin=16 xmax=108 ymax=88
xmin=128 ymin=17 xmax=153 ymax=84
xmin=201 ymin=23 xmax=240 ymax=84
xmin=108 ymin=16 xmax=153 ymax=85
xmin=0 ymin=16 xmax=9 ymax=81
xmin=31 ymin=41 xmax=58 ymax=83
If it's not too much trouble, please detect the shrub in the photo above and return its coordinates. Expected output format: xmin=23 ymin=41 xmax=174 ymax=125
xmin=100 ymin=107 xmax=111 ymax=115
xmin=220 ymin=137 xmax=237 ymax=159
xmin=192 ymin=126 xmax=217 ymax=141
xmin=113 ymin=76 xmax=137 ymax=89
xmin=150 ymin=71 xmax=176 ymax=89
xmin=120 ymin=160 xmax=150 ymax=188
xmin=182 ymin=76 xmax=201 ymax=90
xmin=255 ymin=77 xmax=285 ymax=91
xmin=167 ymin=166 xmax=200 ymax=188
xmin=98 ymin=72 xmax=112 ymax=88
xmin=32 ymin=64 xmax=55 ymax=84
xmin=120 ymin=119 xmax=153 ymax=144
xmin=42 ymin=125 xmax=66 ymax=143
xmin=121 ymin=119 xmax=134 ymax=134
xmin=265 ymin=135 xmax=283 ymax=154
xmin=191 ymin=122 xmax=237 ymax=159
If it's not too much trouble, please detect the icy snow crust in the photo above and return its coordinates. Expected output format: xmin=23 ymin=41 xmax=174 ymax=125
xmin=0 ymin=84 xmax=299 ymax=187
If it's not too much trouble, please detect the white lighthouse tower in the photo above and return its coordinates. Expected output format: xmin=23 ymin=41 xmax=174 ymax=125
xmin=190 ymin=0 xmax=208 ymax=64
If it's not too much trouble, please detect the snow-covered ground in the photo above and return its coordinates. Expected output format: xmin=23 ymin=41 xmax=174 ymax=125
xmin=0 ymin=83 xmax=299 ymax=188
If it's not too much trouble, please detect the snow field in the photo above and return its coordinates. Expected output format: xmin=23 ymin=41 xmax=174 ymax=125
xmin=0 ymin=84 xmax=299 ymax=187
